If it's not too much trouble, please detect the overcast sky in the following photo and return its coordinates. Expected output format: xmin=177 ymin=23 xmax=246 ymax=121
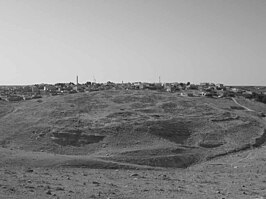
xmin=0 ymin=0 xmax=266 ymax=85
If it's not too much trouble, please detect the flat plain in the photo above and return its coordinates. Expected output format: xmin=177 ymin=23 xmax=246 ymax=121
xmin=0 ymin=90 xmax=265 ymax=199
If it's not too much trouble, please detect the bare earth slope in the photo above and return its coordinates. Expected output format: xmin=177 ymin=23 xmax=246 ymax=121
xmin=0 ymin=90 xmax=265 ymax=198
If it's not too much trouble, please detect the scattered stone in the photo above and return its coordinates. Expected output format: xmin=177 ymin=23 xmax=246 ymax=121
xmin=44 ymin=185 xmax=51 ymax=190
xmin=55 ymin=187 xmax=64 ymax=191
xmin=9 ymin=187 xmax=15 ymax=192
xmin=26 ymin=168 xmax=34 ymax=173
xmin=25 ymin=186 xmax=35 ymax=189
xmin=130 ymin=173 xmax=138 ymax=177
xmin=46 ymin=190 xmax=52 ymax=195
xmin=92 ymin=181 xmax=100 ymax=185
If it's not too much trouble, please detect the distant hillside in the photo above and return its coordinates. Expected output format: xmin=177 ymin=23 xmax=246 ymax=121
xmin=0 ymin=90 xmax=265 ymax=168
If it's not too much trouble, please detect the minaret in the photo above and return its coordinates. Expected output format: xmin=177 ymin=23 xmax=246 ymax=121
xmin=75 ymin=75 xmax=79 ymax=92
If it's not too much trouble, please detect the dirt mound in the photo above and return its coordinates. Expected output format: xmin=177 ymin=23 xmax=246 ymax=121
xmin=102 ymin=146 xmax=200 ymax=168
xmin=147 ymin=119 xmax=193 ymax=144
xmin=253 ymin=129 xmax=266 ymax=147
xmin=0 ymin=101 xmax=14 ymax=118
xmin=119 ymin=147 xmax=186 ymax=157
xmin=107 ymin=111 xmax=136 ymax=119
xmin=161 ymin=102 xmax=177 ymax=113
xmin=0 ymin=90 xmax=265 ymax=170
xmin=231 ymin=106 xmax=245 ymax=110
xmin=211 ymin=112 xmax=239 ymax=122
xmin=198 ymin=131 xmax=225 ymax=148
xmin=103 ymin=153 xmax=199 ymax=168
xmin=51 ymin=129 xmax=105 ymax=147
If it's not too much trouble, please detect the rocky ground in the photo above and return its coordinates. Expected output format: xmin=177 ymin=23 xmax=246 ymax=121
xmin=0 ymin=90 xmax=265 ymax=199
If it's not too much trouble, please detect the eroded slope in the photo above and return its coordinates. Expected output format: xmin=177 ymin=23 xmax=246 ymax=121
xmin=0 ymin=90 xmax=265 ymax=168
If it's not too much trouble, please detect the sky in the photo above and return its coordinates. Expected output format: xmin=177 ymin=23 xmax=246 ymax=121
xmin=0 ymin=0 xmax=266 ymax=85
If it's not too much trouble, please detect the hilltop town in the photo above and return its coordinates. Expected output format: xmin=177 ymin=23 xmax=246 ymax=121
xmin=0 ymin=80 xmax=266 ymax=199
xmin=1 ymin=80 xmax=266 ymax=104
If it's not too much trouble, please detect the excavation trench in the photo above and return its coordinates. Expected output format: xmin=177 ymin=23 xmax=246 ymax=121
xmin=51 ymin=130 xmax=105 ymax=147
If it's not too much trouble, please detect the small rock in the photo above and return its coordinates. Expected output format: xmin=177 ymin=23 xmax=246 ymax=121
xmin=26 ymin=168 xmax=34 ymax=173
xmin=130 ymin=173 xmax=138 ymax=177
xmin=92 ymin=181 xmax=100 ymax=185
xmin=55 ymin=187 xmax=64 ymax=191
xmin=9 ymin=187 xmax=15 ymax=192
xmin=46 ymin=190 xmax=52 ymax=195
xmin=25 ymin=186 xmax=35 ymax=189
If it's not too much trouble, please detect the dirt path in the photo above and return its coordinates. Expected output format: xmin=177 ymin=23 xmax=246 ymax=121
xmin=232 ymin=97 xmax=254 ymax=112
